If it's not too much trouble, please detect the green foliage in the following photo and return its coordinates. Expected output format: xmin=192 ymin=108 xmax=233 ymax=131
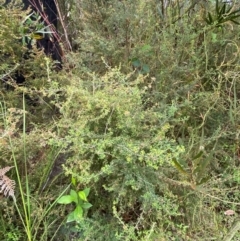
xmin=58 ymin=0 xmax=240 ymax=239
xmin=0 ymin=6 xmax=61 ymax=125
xmin=48 ymin=67 xmax=186 ymax=239
xmin=205 ymin=0 xmax=240 ymax=27
xmin=0 ymin=5 xmax=67 ymax=241
xmin=0 ymin=7 xmax=45 ymax=80
xmin=2 ymin=0 xmax=240 ymax=240
xmin=57 ymin=178 xmax=92 ymax=223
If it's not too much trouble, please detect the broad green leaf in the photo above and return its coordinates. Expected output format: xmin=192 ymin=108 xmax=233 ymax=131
xmin=140 ymin=44 xmax=152 ymax=53
xmin=78 ymin=190 xmax=87 ymax=201
xmin=211 ymin=33 xmax=217 ymax=43
xmin=132 ymin=59 xmax=141 ymax=68
xmin=82 ymin=202 xmax=93 ymax=209
xmin=57 ymin=195 xmax=73 ymax=204
xmin=70 ymin=189 xmax=78 ymax=204
xmin=141 ymin=64 xmax=150 ymax=74
xmin=67 ymin=211 xmax=75 ymax=223
xmin=83 ymin=188 xmax=90 ymax=197
xmin=74 ymin=205 xmax=83 ymax=220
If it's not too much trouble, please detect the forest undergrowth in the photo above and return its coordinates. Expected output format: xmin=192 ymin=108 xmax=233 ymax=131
xmin=1 ymin=0 xmax=240 ymax=240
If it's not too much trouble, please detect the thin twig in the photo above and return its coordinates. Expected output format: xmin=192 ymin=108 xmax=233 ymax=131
xmin=0 ymin=64 xmax=20 ymax=81
xmin=54 ymin=0 xmax=72 ymax=52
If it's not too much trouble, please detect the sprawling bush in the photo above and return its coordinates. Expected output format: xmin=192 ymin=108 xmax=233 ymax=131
xmin=49 ymin=67 xmax=186 ymax=239
xmin=54 ymin=0 xmax=240 ymax=239
xmin=1 ymin=0 xmax=240 ymax=240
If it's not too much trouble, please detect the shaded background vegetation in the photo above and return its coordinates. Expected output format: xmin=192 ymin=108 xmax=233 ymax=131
xmin=1 ymin=0 xmax=240 ymax=240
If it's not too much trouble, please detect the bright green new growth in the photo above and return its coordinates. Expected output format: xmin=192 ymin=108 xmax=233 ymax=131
xmin=57 ymin=178 xmax=92 ymax=223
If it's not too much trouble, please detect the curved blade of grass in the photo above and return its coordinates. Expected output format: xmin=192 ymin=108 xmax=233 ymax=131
xmin=172 ymin=158 xmax=188 ymax=175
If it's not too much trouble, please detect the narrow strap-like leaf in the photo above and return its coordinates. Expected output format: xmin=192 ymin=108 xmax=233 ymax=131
xmin=192 ymin=151 xmax=203 ymax=160
xmin=207 ymin=12 xmax=214 ymax=24
xmin=172 ymin=158 xmax=188 ymax=175
xmin=230 ymin=19 xmax=240 ymax=25
xmin=228 ymin=9 xmax=240 ymax=16
xmin=205 ymin=17 xmax=211 ymax=25
xmin=228 ymin=14 xmax=240 ymax=20
xmin=216 ymin=0 xmax=219 ymax=15
xmin=219 ymin=3 xmax=226 ymax=17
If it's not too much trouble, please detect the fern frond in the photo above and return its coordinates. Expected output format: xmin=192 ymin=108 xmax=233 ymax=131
xmin=0 ymin=166 xmax=15 ymax=201
xmin=0 ymin=166 xmax=14 ymax=176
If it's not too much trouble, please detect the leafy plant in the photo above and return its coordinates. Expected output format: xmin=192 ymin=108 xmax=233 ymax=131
xmin=205 ymin=0 xmax=240 ymax=27
xmin=57 ymin=178 xmax=92 ymax=223
xmin=2 ymin=0 xmax=240 ymax=240
xmin=20 ymin=11 xmax=47 ymax=45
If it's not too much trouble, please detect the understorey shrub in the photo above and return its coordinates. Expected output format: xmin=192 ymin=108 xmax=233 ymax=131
xmin=57 ymin=0 xmax=240 ymax=239
xmin=49 ymin=66 xmax=187 ymax=239
xmin=0 ymin=5 xmax=62 ymax=125
xmin=1 ymin=0 xmax=240 ymax=240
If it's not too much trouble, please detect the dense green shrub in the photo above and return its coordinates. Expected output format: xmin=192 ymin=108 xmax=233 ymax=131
xmin=1 ymin=0 xmax=240 ymax=240
xmin=49 ymin=67 xmax=187 ymax=239
xmin=55 ymin=0 xmax=240 ymax=240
